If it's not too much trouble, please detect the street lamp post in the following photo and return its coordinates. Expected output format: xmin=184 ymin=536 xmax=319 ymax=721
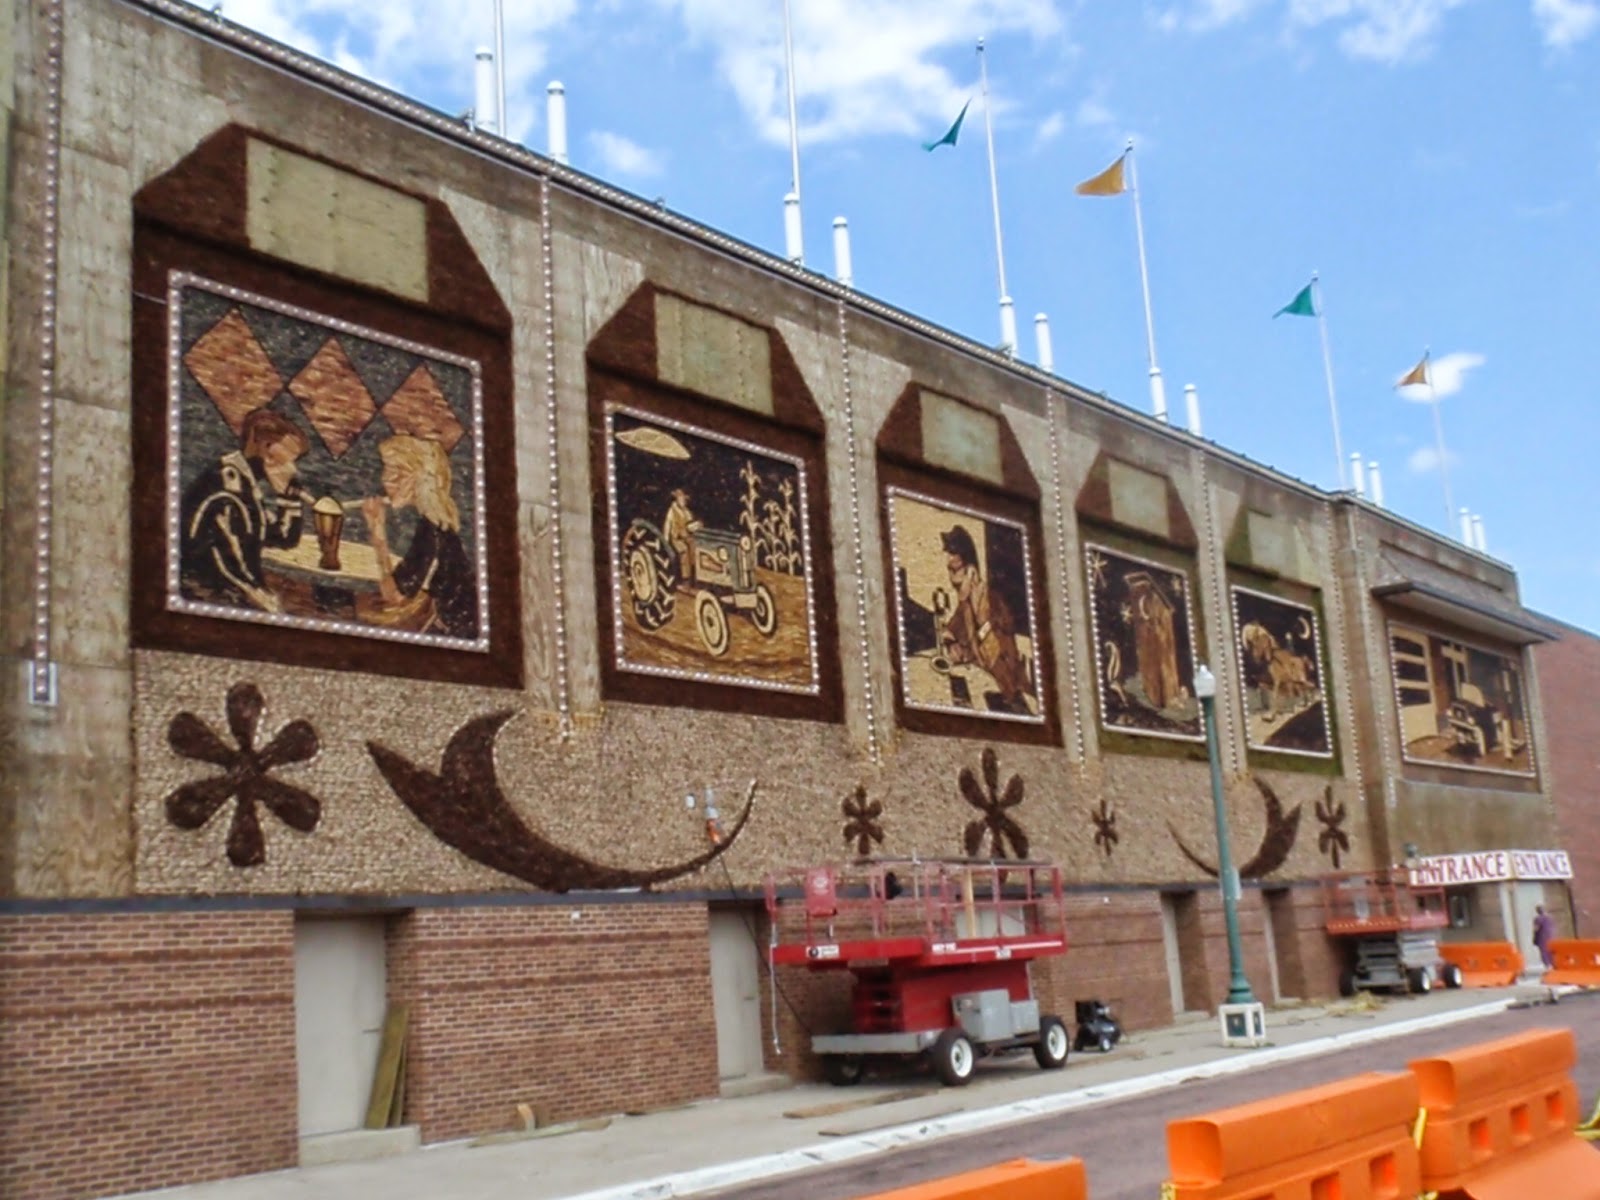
xmin=1193 ymin=664 xmax=1256 ymax=1006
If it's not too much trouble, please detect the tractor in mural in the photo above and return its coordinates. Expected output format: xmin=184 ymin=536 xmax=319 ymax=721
xmin=620 ymin=518 xmax=777 ymax=657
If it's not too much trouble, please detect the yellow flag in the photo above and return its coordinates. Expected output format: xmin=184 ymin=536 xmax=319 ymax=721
xmin=1076 ymin=154 xmax=1127 ymax=197
xmin=1396 ymin=355 xmax=1429 ymax=388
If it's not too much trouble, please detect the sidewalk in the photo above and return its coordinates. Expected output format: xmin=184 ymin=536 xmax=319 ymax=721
xmin=115 ymin=986 xmax=1556 ymax=1200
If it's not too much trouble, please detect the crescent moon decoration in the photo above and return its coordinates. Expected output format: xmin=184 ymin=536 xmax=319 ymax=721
xmin=614 ymin=426 xmax=691 ymax=459
xmin=368 ymin=710 xmax=756 ymax=893
xmin=1167 ymin=776 xmax=1303 ymax=879
xmin=1296 ymin=616 xmax=1313 ymax=641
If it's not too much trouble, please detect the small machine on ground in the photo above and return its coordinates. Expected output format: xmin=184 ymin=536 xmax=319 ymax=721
xmin=1321 ymin=869 xmax=1462 ymax=996
xmin=1073 ymin=999 xmax=1123 ymax=1053
xmin=764 ymin=858 xmax=1071 ymax=1086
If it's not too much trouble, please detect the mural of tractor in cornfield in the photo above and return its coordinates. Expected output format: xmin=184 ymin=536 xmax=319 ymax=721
xmin=621 ymin=516 xmax=777 ymax=657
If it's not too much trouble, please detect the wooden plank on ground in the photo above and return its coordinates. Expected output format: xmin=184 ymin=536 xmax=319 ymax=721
xmin=364 ymin=1002 xmax=410 ymax=1130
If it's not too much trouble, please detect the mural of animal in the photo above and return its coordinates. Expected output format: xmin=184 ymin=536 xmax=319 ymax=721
xmin=1239 ymin=620 xmax=1315 ymax=718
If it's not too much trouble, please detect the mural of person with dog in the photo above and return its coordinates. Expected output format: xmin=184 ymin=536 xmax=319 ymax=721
xmin=361 ymin=434 xmax=480 ymax=639
xmin=938 ymin=524 xmax=1030 ymax=714
xmin=1231 ymin=586 xmax=1331 ymax=756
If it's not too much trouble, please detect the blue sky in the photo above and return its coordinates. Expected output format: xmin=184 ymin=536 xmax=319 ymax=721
xmin=224 ymin=0 xmax=1600 ymax=631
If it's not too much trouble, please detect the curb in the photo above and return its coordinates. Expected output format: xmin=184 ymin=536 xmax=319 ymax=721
xmin=558 ymin=997 xmax=1524 ymax=1200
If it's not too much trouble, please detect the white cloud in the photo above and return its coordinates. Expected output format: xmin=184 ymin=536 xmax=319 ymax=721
xmin=1075 ymin=92 xmax=1116 ymax=129
xmin=1395 ymin=350 xmax=1486 ymax=399
xmin=1035 ymin=111 xmax=1067 ymax=145
xmin=652 ymin=0 xmax=1065 ymax=145
xmin=1532 ymin=0 xmax=1600 ymax=47
xmin=1152 ymin=0 xmax=1475 ymax=63
xmin=1406 ymin=444 xmax=1461 ymax=474
xmin=589 ymin=131 xmax=666 ymax=178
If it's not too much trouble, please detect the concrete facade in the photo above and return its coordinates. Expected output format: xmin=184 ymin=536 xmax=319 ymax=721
xmin=0 ymin=2 xmax=1575 ymax=1198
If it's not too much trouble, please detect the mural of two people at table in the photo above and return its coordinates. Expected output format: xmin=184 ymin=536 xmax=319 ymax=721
xmin=173 ymin=277 xmax=483 ymax=646
xmin=1231 ymin=586 xmax=1331 ymax=756
xmin=606 ymin=407 xmax=818 ymax=691
xmin=1085 ymin=544 xmax=1201 ymax=739
xmin=1389 ymin=624 xmax=1533 ymax=775
xmin=888 ymin=489 xmax=1042 ymax=721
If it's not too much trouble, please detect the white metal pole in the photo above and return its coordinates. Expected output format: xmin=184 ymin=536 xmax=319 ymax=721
xmin=474 ymin=48 xmax=497 ymax=135
xmin=1125 ymin=141 xmax=1165 ymax=420
xmin=1034 ymin=313 xmax=1054 ymax=374
xmin=977 ymin=38 xmax=1014 ymax=356
xmin=783 ymin=192 xmax=802 ymax=264
xmin=782 ymin=0 xmax=804 ymax=265
xmin=1368 ymin=460 xmax=1385 ymax=507
xmin=1426 ymin=359 xmax=1455 ymax=528
xmin=832 ymin=216 xmax=853 ymax=287
xmin=492 ymin=0 xmax=506 ymax=139
xmin=1472 ymin=514 xmax=1486 ymax=553
xmin=546 ymin=81 xmax=568 ymax=164
xmin=1350 ymin=452 xmax=1366 ymax=497
xmin=1459 ymin=507 xmax=1474 ymax=544
xmin=1184 ymin=383 xmax=1201 ymax=436
xmin=1312 ymin=273 xmax=1347 ymax=490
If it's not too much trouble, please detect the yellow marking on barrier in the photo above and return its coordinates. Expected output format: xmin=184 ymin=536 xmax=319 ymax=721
xmin=1159 ymin=1182 xmax=1177 ymax=1200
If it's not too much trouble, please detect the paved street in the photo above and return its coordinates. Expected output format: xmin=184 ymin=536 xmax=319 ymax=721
xmin=718 ymin=994 xmax=1599 ymax=1200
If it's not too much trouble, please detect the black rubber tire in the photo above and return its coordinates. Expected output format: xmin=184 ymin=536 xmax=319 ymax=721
xmin=1073 ymin=1027 xmax=1093 ymax=1052
xmin=1097 ymin=1033 xmax=1113 ymax=1053
xmin=1441 ymin=962 xmax=1464 ymax=989
xmin=821 ymin=1055 xmax=865 ymax=1087
xmin=1408 ymin=966 xmax=1432 ymax=995
xmin=930 ymin=1028 xmax=976 ymax=1087
xmin=694 ymin=590 xmax=730 ymax=656
xmin=621 ymin=522 xmax=677 ymax=630
xmin=1033 ymin=1016 xmax=1069 ymax=1069
xmin=750 ymin=582 xmax=778 ymax=636
xmin=1338 ymin=970 xmax=1358 ymax=998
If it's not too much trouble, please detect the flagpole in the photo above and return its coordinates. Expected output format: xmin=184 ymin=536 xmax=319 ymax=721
xmin=1125 ymin=140 xmax=1165 ymax=420
xmin=492 ymin=0 xmax=506 ymax=138
xmin=1311 ymin=272 xmax=1347 ymax=489
xmin=782 ymin=0 xmax=804 ymax=264
xmin=977 ymin=37 xmax=1016 ymax=357
xmin=1424 ymin=351 xmax=1455 ymax=526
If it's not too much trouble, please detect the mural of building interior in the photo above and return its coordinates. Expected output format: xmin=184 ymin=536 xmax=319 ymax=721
xmin=0 ymin=3 xmax=1585 ymax=1198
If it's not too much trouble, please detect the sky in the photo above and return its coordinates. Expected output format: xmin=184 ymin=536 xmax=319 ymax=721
xmin=218 ymin=0 xmax=1600 ymax=632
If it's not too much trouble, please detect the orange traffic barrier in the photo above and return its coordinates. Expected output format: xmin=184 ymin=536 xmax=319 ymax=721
xmin=852 ymin=1158 xmax=1086 ymax=1200
xmin=1545 ymin=939 xmax=1600 ymax=986
xmin=1165 ymin=1071 xmax=1420 ymax=1199
xmin=1409 ymin=1027 xmax=1600 ymax=1198
xmin=1438 ymin=942 xmax=1524 ymax=987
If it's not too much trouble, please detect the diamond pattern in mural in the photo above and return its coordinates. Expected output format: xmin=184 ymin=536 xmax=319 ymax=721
xmin=384 ymin=364 xmax=465 ymax=452
xmin=182 ymin=308 xmax=284 ymax=435
xmin=288 ymin=338 xmax=380 ymax=459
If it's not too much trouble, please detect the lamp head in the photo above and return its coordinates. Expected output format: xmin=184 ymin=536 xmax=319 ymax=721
xmin=1193 ymin=664 xmax=1216 ymax=700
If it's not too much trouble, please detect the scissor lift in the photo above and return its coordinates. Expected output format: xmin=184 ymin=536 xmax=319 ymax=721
xmin=1321 ymin=869 xmax=1461 ymax=996
xmin=764 ymin=858 xmax=1071 ymax=1086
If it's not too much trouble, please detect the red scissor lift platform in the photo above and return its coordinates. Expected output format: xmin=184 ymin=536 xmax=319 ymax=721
xmin=764 ymin=858 xmax=1071 ymax=1086
xmin=1321 ymin=869 xmax=1461 ymax=995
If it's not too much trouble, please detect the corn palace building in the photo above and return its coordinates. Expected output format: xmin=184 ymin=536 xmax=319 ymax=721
xmin=0 ymin=1 xmax=1580 ymax=1197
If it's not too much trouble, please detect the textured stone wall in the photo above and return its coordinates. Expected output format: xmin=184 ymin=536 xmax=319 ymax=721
xmin=0 ymin=911 xmax=299 ymax=1200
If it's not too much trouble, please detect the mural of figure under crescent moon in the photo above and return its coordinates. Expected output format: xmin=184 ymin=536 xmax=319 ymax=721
xmin=1231 ymin=585 xmax=1332 ymax=757
xmin=368 ymin=711 xmax=756 ymax=892
xmin=1084 ymin=544 xmax=1201 ymax=741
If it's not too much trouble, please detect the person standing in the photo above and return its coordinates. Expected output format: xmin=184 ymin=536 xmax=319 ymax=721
xmin=1532 ymin=904 xmax=1556 ymax=969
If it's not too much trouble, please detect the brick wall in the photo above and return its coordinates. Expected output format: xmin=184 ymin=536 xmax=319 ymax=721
xmin=1036 ymin=892 xmax=1173 ymax=1033
xmin=1532 ymin=625 xmax=1600 ymax=934
xmin=386 ymin=902 xmax=719 ymax=1141
xmin=0 ymin=911 xmax=298 ymax=1200
xmin=1264 ymin=886 xmax=1342 ymax=1000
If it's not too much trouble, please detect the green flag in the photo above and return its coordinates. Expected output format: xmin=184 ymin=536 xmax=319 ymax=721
xmin=1274 ymin=282 xmax=1317 ymax=319
xmin=922 ymin=99 xmax=970 ymax=152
